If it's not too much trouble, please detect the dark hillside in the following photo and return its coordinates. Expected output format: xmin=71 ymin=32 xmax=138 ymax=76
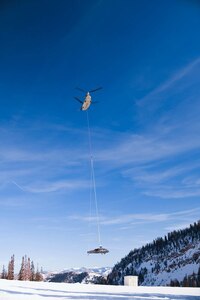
xmin=107 ymin=221 xmax=200 ymax=286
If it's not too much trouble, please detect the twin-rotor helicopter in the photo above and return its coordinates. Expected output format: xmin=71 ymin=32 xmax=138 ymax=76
xmin=74 ymin=87 xmax=102 ymax=111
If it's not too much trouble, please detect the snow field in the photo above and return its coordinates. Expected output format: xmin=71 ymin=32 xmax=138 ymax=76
xmin=0 ymin=279 xmax=200 ymax=300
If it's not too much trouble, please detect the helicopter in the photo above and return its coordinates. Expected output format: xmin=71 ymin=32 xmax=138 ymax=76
xmin=74 ymin=87 xmax=102 ymax=111
xmin=87 ymin=246 xmax=109 ymax=255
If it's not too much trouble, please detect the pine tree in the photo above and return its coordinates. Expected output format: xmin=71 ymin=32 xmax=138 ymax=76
xmin=182 ymin=275 xmax=189 ymax=287
xmin=7 ymin=261 xmax=12 ymax=280
xmin=1 ymin=265 xmax=7 ymax=279
xmin=174 ymin=279 xmax=180 ymax=287
xmin=18 ymin=255 xmax=42 ymax=282
xmin=197 ymin=265 xmax=200 ymax=287
xmin=25 ymin=257 xmax=31 ymax=281
xmin=30 ymin=261 xmax=35 ymax=281
xmin=18 ymin=256 xmax=25 ymax=280
xmin=35 ymin=265 xmax=43 ymax=282
xmin=7 ymin=255 xmax=15 ymax=280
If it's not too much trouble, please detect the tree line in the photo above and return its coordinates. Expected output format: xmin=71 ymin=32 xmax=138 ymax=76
xmin=0 ymin=255 xmax=43 ymax=281
xmin=170 ymin=267 xmax=200 ymax=287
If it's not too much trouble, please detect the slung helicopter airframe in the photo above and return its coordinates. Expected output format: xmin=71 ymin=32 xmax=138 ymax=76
xmin=87 ymin=246 xmax=109 ymax=255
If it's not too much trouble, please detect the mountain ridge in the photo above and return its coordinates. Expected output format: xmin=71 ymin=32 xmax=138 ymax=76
xmin=45 ymin=267 xmax=111 ymax=284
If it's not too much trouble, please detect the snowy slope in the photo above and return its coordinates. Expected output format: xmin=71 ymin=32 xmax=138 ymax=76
xmin=139 ymin=243 xmax=199 ymax=286
xmin=45 ymin=267 xmax=111 ymax=284
xmin=0 ymin=279 xmax=199 ymax=300
xmin=108 ymin=221 xmax=200 ymax=286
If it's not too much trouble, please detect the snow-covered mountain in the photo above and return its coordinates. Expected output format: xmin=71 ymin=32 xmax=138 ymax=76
xmin=107 ymin=221 xmax=200 ymax=286
xmin=45 ymin=267 xmax=111 ymax=284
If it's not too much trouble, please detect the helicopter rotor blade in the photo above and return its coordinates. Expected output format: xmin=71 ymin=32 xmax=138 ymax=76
xmin=74 ymin=97 xmax=83 ymax=104
xmin=89 ymin=87 xmax=103 ymax=93
xmin=75 ymin=87 xmax=87 ymax=93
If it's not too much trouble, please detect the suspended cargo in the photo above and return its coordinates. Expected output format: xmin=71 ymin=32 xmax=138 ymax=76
xmin=87 ymin=246 xmax=109 ymax=255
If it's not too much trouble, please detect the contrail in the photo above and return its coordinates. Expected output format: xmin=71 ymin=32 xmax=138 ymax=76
xmin=11 ymin=180 xmax=26 ymax=192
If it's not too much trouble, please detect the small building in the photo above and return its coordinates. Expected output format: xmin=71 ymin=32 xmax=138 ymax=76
xmin=124 ymin=276 xmax=138 ymax=286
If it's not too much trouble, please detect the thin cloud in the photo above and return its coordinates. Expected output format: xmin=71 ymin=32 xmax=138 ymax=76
xmin=96 ymin=130 xmax=200 ymax=167
xmin=138 ymin=57 xmax=200 ymax=106
xmin=144 ymin=187 xmax=200 ymax=199
xmin=69 ymin=207 xmax=200 ymax=227
xmin=123 ymin=161 xmax=200 ymax=199
xmin=130 ymin=161 xmax=200 ymax=184
xmin=16 ymin=179 xmax=90 ymax=194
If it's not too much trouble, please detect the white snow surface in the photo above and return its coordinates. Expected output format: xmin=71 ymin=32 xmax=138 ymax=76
xmin=0 ymin=279 xmax=199 ymax=300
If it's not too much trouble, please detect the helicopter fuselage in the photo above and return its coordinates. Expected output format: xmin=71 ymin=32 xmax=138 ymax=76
xmin=81 ymin=92 xmax=91 ymax=111
xmin=87 ymin=246 xmax=109 ymax=255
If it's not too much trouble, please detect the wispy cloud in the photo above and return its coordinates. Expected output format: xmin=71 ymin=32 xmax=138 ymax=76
xmin=122 ymin=160 xmax=200 ymax=199
xmin=1 ymin=119 xmax=199 ymax=198
xmin=144 ymin=187 xmax=200 ymax=199
xmin=96 ymin=129 xmax=200 ymax=169
xmin=0 ymin=121 xmax=91 ymax=194
xmin=68 ymin=207 xmax=200 ymax=227
xmin=12 ymin=179 xmax=90 ymax=193
xmin=138 ymin=57 xmax=200 ymax=106
xmin=124 ymin=161 xmax=200 ymax=185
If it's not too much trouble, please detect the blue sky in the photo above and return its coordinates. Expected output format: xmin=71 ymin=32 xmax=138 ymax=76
xmin=0 ymin=0 xmax=200 ymax=271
